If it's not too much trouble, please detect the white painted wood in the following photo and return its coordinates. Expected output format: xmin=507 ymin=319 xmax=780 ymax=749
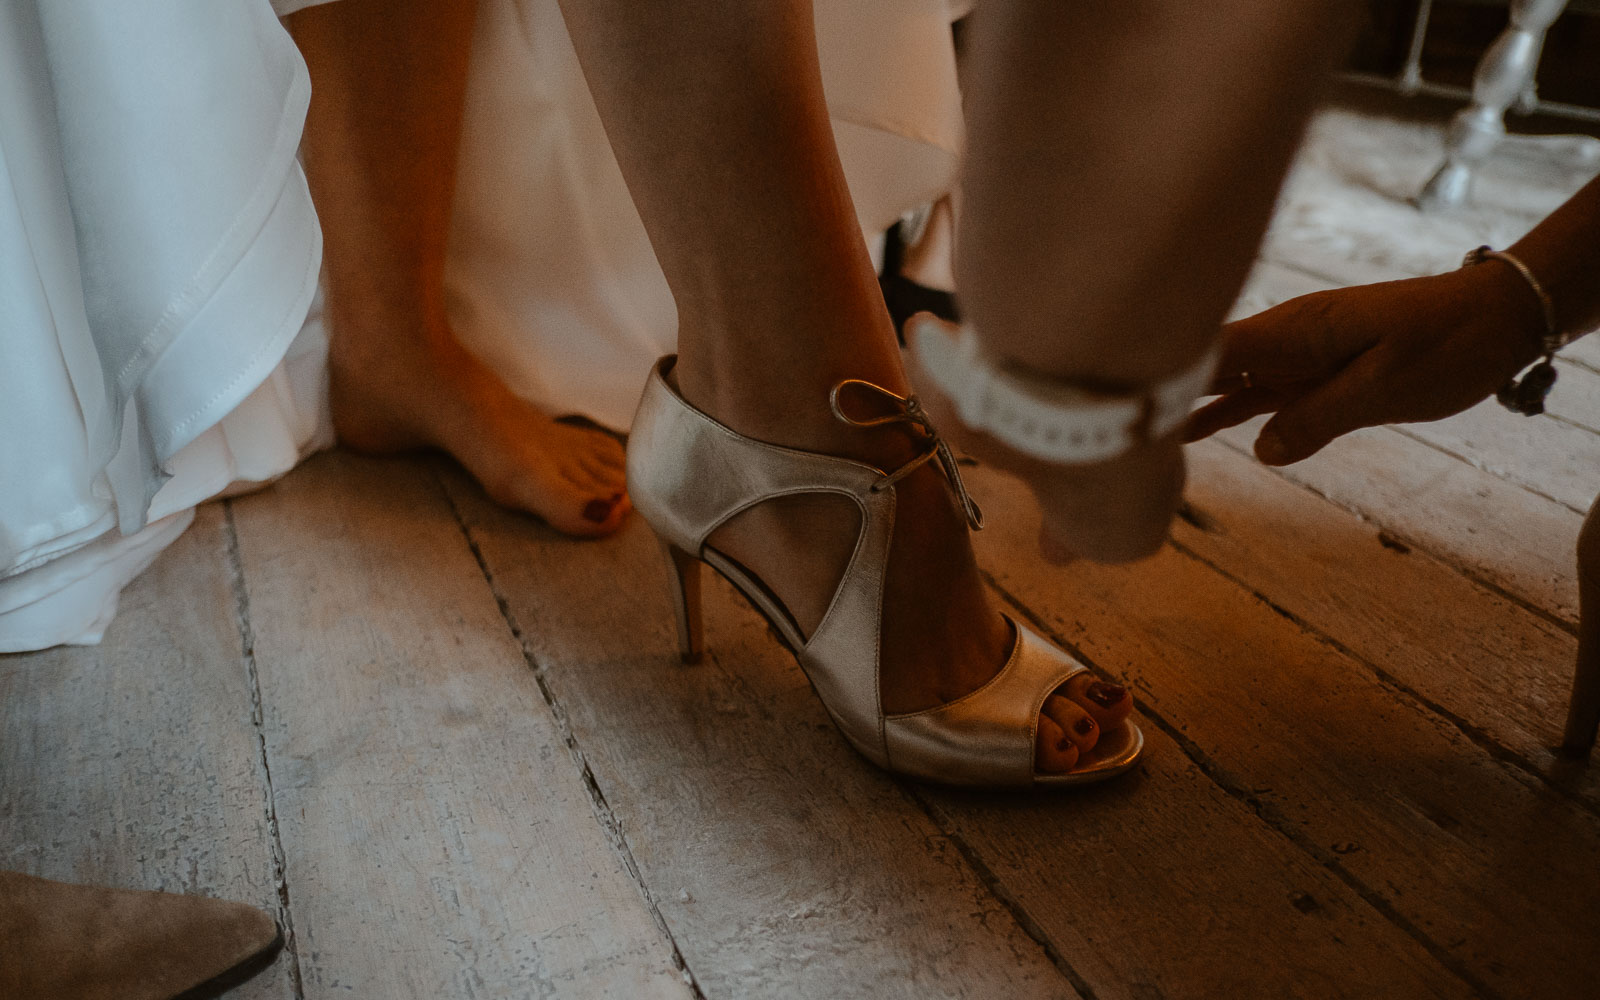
xmin=966 ymin=465 xmax=1600 ymax=1000
xmin=227 ymin=453 xmax=692 ymax=1000
xmin=1403 ymin=395 xmax=1600 ymax=513
xmin=0 ymin=506 xmax=295 ymax=1000
xmin=1557 ymin=334 xmax=1600 ymax=373
xmin=447 ymin=465 xmax=1473 ymax=999
xmin=1548 ymin=358 xmax=1600 ymax=432
xmin=443 ymin=468 xmax=1085 ymax=1000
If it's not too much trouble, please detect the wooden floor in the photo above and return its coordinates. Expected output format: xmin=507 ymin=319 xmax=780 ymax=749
xmin=5 ymin=101 xmax=1600 ymax=1000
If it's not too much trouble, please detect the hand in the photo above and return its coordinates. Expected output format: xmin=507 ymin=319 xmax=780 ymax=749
xmin=907 ymin=314 xmax=1186 ymax=566
xmin=1186 ymin=265 xmax=1547 ymax=464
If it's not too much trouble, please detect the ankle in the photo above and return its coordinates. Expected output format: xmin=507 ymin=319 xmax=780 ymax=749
xmin=674 ymin=352 xmax=919 ymax=470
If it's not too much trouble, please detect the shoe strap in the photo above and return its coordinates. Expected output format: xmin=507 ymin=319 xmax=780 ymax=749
xmin=628 ymin=358 xmax=886 ymax=553
xmin=830 ymin=379 xmax=983 ymax=530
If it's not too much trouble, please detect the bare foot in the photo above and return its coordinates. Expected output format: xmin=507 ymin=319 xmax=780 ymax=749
xmin=678 ymin=364 xmax=1133 ymax=774
xmin=331 ymin=320 xmax=630 ymax=538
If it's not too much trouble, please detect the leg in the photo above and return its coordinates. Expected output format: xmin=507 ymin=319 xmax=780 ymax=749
xmin=1418 ymin=0 xmax=1570 ymax=211
xmin=556 ymin=0 xmax=1131 ymax=772
xmin=288 ymin=0 xmax=629 ymax=537
xmin=913 ymin=1 xmax=1357 ymax=563
xmin=1566 ymin=493 xmax=1600 ymax=754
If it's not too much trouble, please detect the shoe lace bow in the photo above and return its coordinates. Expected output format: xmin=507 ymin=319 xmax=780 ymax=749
xmin=829 ymin=379 xmax=984 ymax=531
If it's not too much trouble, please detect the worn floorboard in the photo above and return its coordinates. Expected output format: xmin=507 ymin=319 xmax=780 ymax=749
xmin=448 ymin=464 xmax=1478 ymax=1000
xmin=444 ymin=467 xmax=1085 ymax=1000
xmin=969 ymin=466 xmax=1600 ymax=1000
xmin=0 ymin=507 xmax=296 ymax=1000
xmin=226 ymin=455 xmax=690 ymax=999
xmin=1179 ymin=441 xmax=1595 ymax=806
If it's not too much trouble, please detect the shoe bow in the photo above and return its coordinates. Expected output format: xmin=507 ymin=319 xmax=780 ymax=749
xmin=829 ymin=379 xmax=985 ymax=531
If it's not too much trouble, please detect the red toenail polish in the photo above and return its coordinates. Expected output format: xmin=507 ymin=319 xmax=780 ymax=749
xmin=1086 ymin=682 xmax=1126 ymax=708
xmin=1073 ymin=716 xmax=1096 ymax=736
xmin=583 ymin=499 xmax=614 ymax=523
xmin=1056 ymin=738 xmax=1073 ymax=753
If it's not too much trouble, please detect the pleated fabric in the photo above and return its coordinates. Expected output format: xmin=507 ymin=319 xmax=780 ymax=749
xmin=0 ymin=1 xmax=327 ymax=649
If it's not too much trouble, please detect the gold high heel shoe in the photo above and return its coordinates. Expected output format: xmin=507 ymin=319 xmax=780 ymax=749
xmin=626 ymin=357 xmax=1144 ymax=787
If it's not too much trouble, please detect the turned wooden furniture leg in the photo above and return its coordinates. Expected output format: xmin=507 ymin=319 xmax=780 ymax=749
xmin=1564 ymin=492 xmax=1600 ymax=754
xmin=1418 ymin=0 xmax=1569 ymax=211
xmin=1399 ymin=0 xmax=1434 ymax=95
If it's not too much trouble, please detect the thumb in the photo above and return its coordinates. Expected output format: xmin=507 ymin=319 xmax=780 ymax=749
xmin=1254 ymin=352 xmax=1387 ymax=466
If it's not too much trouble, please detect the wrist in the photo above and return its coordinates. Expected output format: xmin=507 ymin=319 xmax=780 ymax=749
xmin=1458 ymin=258 xmax=1553 ymax=377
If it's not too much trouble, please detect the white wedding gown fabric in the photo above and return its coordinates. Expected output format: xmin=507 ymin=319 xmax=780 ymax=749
xmin=449 ymin=0 xmax=968 ymax=430
xmin=0 ymin=0 xmax=965 ymax=651
xmin=0 ymin=1 xmax=329 ymax=651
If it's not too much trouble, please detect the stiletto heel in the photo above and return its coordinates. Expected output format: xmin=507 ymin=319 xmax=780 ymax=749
xmin=626 ymin=356 xmax=1142 ymax=788
xmin=660 ymin=539 xmax=705 ymax=665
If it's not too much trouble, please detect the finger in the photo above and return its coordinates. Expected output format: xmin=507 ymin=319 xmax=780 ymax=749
xmin=1208 ymin=294 xmax=1353 ymax=395
xmin=1255 ymin=351 xmax=1390 ymax=466
xmin=1208 ymin=309 xmax=1291 ymax=394
xmin=1183 ymin=387 xmax=1291 ymax=443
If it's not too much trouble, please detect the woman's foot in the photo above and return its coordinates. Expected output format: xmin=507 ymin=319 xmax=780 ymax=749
xmin=330 ymin=320 xmax=631 ymax=538
xmin=677 ymin=362 xmax=1133 ymax=774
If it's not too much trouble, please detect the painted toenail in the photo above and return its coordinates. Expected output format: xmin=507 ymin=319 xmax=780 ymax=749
xmin=1073 ymin=716 xmax=1096 ymax=736
xmin=1086 ymin=682 xmax=1126 ymax=707
xmin=1056 ymin=738 xmax=1073 ymax=753
xmin=583 ymin=499 xmax=615 ymax=523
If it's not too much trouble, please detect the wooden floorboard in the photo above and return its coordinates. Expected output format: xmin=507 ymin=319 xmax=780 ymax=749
xmin=444 ymin=466 xmax=1085 ymax=1000
xmin=227 ymin=454 xmax=691 ymax=999
xmin=1179 ymin=441 xmax=1597 ymax=807
xmin=6 ymin=101 xmax=1599 ymax=1000
xmin=1403 ymin=393 xmax=1600 ymax=515
xmin=967 ymin=466 xmax=1600 ymax=1000
xmin=446 ymin=463 xmax=1480 ymax=1000
xmin=912 ymin=708 xmax=1470 ymax=1000
xmin=1214 ymin=419 xmax=1582 ymax=626
xmin=0 ymin=506 xmax=297 ymax=1000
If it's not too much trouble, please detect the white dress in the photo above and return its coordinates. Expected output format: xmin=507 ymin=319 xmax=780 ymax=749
xmin=0 ymin=0 xmax=965 ymax=651
xmin=0 ymin=1 xmax=328 ymax=650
